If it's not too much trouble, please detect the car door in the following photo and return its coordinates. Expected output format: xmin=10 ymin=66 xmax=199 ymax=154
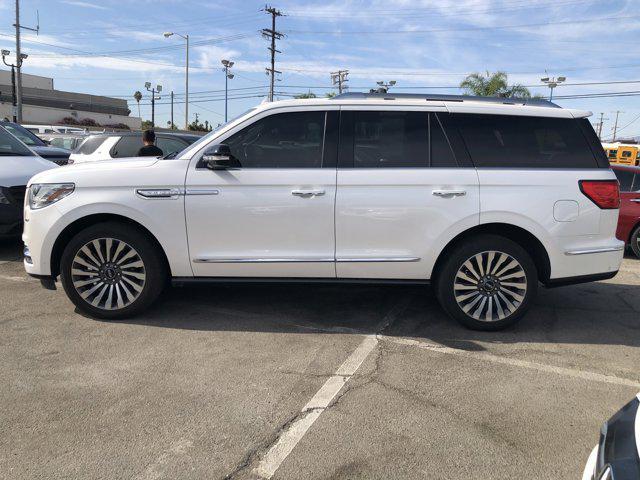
xmin=335 ymin=108 xmax=480 ymax=279
xmin=185 ymin=107 xmax=338 ymax=278
xmin=614 ymin=168 xmax=640 ymax=242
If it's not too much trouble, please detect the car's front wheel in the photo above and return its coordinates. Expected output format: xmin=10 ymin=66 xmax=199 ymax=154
xmin=435 ymin=235 xmax=538 ymax=331
xmin=60 ymin=222 xmax=166 ymax=319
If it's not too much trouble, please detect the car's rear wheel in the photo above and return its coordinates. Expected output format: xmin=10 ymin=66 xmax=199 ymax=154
xmin=60 ymin=222 xmax=166 ymax=319
xmin=630 ymin=225 xmax=640 ymax=259
xmin=435 ymin=235 xmax=538 ymax=331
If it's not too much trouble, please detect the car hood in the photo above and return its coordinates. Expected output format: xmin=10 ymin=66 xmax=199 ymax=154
xmin=0 ymin=155 xmax=58 ymax=187
xmin=31 ymin=145 xmax=71 ymax=158
xmin=28 ymin=157 xmax=160 ymax=185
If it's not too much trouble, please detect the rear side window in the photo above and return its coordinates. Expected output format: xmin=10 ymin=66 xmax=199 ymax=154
xmin=613 ymin=169 xmax=635 ymax=192
xmin=111 ymin=136 xmax=141 ymax=158
xmin=75 ymin=136 xmax=107 ymax=155
xmin=454 ymin=114 xmax=600 ymax=168
xmin=339 ymin=111 xmax=462 ymax=168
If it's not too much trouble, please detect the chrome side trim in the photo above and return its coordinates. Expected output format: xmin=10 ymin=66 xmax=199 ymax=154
xmin=185 ymin=188 xmax=220 ymax=196
xmin=192 ymin=256 xmax=421 ymax=264
xmin=565 ymin=245 xmax=624 ymax=256
xmin=136 ymin=188 xmax=182 ymax=199
xmin=337 ymin=257 xmax=420 ymax=263
xmin=193 ymin=257 xmax=335 ymax=263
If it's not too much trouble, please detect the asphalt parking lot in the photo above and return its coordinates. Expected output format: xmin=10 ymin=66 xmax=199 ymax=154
xmin=1 ymin=239 xmax=639 ymax=480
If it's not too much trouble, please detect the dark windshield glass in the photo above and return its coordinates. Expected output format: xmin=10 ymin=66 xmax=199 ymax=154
xmin=1 ymin=123 xmax=44 ymax=146
xmin=75 ymin=136 xmax=108 ymax=154
xmin=0 ymin=126 xmax=33 ymax=156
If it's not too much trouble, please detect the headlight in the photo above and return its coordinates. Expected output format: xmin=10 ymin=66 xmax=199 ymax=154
xmin=28 ymin=183 xmax=75 ymax=210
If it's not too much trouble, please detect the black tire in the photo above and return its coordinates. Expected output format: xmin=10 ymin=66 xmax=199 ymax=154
xmin=435 ymin=234 xmax=538 ymax=331
xmin=630 ymin=225 xmax=640 ymax=259
xmin=60 ymin=222 xmax=166 ymax=319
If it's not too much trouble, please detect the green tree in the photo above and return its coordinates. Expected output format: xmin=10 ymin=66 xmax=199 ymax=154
xmin=294 ymin=91 xmax=317 ymax=99
xmin=460 ymin=71 xmax=532 ymax=98
xmin=133 ymin=91 xmax=143 ymax=118
xmin=141 ymin=120 xmax=153 ymax=130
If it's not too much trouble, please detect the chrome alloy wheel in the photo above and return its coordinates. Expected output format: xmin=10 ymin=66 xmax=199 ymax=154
xmin=70 ymin=238 xmax=146 ymax=310
xmin=453 ymin=250 xmax=527 ymax=322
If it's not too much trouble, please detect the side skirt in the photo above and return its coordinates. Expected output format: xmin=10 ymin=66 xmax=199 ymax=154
xmin=171 ymin=277 xmax=430 ymax=287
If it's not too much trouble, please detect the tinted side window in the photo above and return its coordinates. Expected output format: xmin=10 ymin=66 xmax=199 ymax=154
xmin=76 ymin=136 xmax=107 ymax=155
xmin=111 ymin=136 xmax=141 ymax=158
xmin=430 ymin=113 xmax=457 ymax=167
xmin=353 ymin=111 xmax=428 ymax=168
xmin=454 ymin=114 xmax=599 ymax=168
xmin=614 ymin=169 xmax=635 ymax=192
xmin=157 ymin=137 xmax=186 ymax=156
xmin=225 ymin=111 xmax=325 ymax=168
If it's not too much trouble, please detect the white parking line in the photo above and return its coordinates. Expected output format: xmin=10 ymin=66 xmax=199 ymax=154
xmin=380 ymin=336 xmax=640 ymax=389
xmin=0 ymin=274 xmax=33 ymax=282
xmin=253 ymin=334 xmax=378 ymax=479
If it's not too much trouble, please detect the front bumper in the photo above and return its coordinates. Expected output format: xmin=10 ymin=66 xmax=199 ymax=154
xmin=0 ymin=203 xmax=23 ymax=237
xmin=583 ymin=393 xmax=640 ymax=480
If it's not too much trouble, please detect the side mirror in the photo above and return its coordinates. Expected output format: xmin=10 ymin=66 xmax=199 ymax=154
xmin=202 ymin=144 xmax=240 ymax=170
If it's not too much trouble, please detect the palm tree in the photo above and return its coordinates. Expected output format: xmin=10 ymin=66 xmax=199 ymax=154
xmin=133 ymin=91 xmax=143 ymax=118
xmin=460 ymin=71 xmax=532 ymax=98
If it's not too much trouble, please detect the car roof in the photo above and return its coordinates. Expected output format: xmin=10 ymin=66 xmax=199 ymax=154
xmin=250 ymin=94 xmax=591 ymax=119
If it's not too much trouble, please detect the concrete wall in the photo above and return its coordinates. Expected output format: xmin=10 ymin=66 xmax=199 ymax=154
xmin=0 ymin=101 xmax=141 ymax=130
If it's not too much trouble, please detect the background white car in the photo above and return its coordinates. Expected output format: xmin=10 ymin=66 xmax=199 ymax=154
xmin=0 ymin=126 xmax=56 ymax=237
xmin=69 ymin=131 xmax=202 ymax=163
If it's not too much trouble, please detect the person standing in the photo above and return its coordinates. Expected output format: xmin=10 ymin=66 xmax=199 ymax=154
xmin=136 ymin=130 xmax=164 ymax=157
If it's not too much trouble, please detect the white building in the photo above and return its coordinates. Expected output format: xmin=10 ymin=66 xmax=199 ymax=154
xmin=0 ymin=70 xmax=140 ymax=129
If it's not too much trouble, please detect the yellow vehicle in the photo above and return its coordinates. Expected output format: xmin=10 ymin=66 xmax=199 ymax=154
xmin=602 ymin=142 xmax=640 ymax=166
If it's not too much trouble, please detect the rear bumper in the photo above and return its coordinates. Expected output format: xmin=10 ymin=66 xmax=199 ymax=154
xmin=549 ymin=239 xmax=624 ymax=281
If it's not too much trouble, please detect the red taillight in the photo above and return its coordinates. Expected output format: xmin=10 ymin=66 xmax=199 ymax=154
xmin=579 ymin=180 xmax=620 ymax=209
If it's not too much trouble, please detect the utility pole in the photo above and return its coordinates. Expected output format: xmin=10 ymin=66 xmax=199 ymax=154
xmin=170 ymin=91 xmax=174 ymax=129
xmin=612 ymin=110 xmax=624 ymax=141
xmin=330 ymin=70 xmax=349 ymax=94
xmin=262 ymin=6 xmax=284 ymax=102
xmin=163 ymin=32 xmax=189 ymax=130
xmin=596 ymin=112 xmax=608 ymax=140
xmin=221 ymin=59 xmax=235 ymax=123
xmin=13 ymin=0 xmax=38 ymax=123
xmin=144 ymin=82 xmax=162 ymax=128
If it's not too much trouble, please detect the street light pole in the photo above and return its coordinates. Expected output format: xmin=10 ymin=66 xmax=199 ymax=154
xmin=145 ymin=82 xmax=162 ymax=128
xmin=221 ymin=59 xmax=234 ymax=123
xmin=2 ymin=49 xmax=27 ymax=122
xmin=164 ymin=32 xmax=189 ymax=130
xmin=540 ymin=76 xmax=566 ymax=101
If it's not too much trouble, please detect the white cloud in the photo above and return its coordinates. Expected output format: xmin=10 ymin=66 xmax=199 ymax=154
xmin=196 ymin=45 xmax=242 ymax=69
xmin=61 ymin=0 xmax=108 ymax=10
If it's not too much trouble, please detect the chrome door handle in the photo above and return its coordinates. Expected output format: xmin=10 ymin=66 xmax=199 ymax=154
xmin=432 ymin=189 xmax=466 ymax=197
xmin=631 ymin=199 xmax=640 ymax=203
xmin=292 ymin=189 xmax=325 ymax=197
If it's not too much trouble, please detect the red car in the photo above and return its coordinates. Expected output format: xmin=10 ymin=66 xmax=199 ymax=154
xmin=611 ymin=165 xmax=640 ymax=258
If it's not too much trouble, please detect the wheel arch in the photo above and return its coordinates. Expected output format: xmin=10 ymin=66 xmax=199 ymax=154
xmin=431 ymin=223 xmax=551 ymax=284
xmin=50 ymin=213 xmax=171 ymax=278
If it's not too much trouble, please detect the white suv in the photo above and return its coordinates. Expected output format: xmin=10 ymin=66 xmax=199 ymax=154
xmin=22 ymin=93 xmax=623 ymax=330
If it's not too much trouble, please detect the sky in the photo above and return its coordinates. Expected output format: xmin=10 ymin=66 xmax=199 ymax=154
xmin=0 ymin=0 xmax=639 ymax=139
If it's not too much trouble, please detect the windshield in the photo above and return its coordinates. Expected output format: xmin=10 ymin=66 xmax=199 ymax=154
xmin=0 ymin=126 xmax=34 ymax=156
xmin=1 ymin=122 xmax=44 ymax=146
xmin=177 ymin=108 xmax=257 ymax=159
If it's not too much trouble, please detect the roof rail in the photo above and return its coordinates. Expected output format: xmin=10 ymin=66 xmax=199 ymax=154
xmin=331 ymin=92 xmax=560 ymax=108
